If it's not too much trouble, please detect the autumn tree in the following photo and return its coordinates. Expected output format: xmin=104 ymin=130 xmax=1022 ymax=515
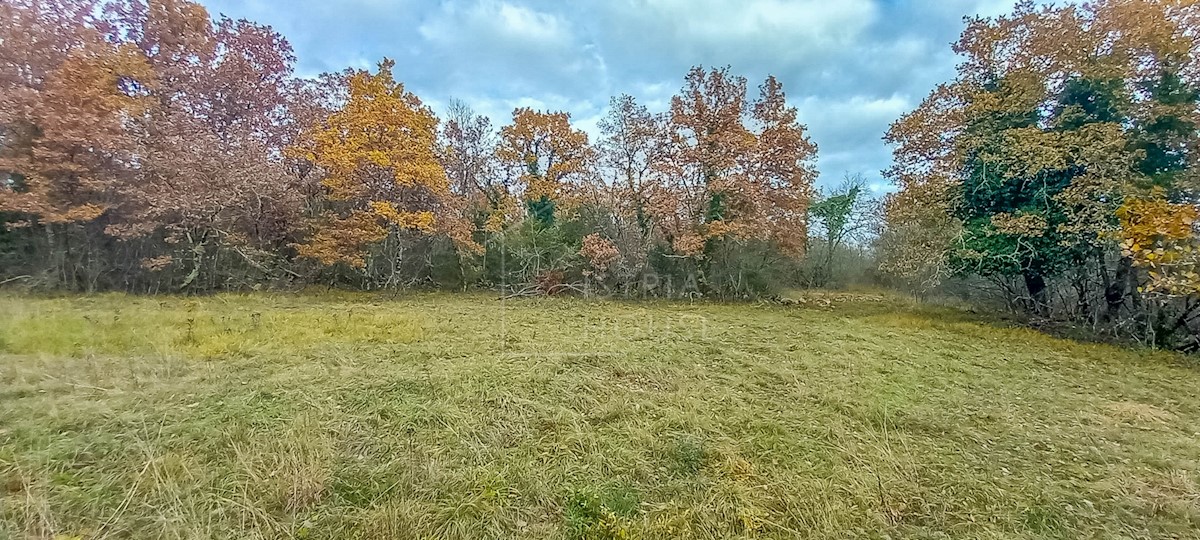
xmin=0 ymin=41 xmax=154 ymax=224
xmin=496 ymin=108 xmax=592 ymax=225
xmin=747 ymin=75 xmax=818 ymax=256
xmin=658 ymin=66 xmax=817 ymax=295
xmin=882 ymin=0 xmax=1200 ymax=346
xmin=292 ymin=59 xmax=475 ymax=286
xmin=665 ymin=66 xmax=755 ymax=256
xmin=0 ymin=0 xmax=319 ymax=291
xmin=90 ymin=0 xmax=306 ymax=289
xmin=439 ymin=100 xmax=508 ymax=231
xmin=664 ymin=68 xmax=816 ymax=253
xmin=0 ymin=0 xmax=158 ymax=288
xmin=592 ymin=94 xmax=673 ymax=278
xmin=598 ymin=95 xmax=672 ymax=237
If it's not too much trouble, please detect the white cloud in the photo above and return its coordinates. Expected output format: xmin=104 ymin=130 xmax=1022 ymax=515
xmin=649 ymin=0 xmax=877 ymax=42
xmin=495 ymin=2 xmax=567 ymax=42
xmin=441 ymin=93 xmax=601 ymax=127
xmin=868 ymin=181 xmax=894 ymax=194
xmin=419 ymin=0 xmax=571 ymax=46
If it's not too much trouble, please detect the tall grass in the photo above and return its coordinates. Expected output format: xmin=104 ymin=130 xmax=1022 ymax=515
xmin=1 ymin=292 xmax=1198 ymax=538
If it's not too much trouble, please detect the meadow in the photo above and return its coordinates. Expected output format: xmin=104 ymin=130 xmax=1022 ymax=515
xmin=1 ymin=292 xmax=1198 ymax=539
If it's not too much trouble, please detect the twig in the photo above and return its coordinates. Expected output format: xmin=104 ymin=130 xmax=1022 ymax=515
xmin=67 ymin=382 xmax=116 ymax=393
xmin=0 ymin=275 xmax=31 ymax=286
xmin=232 ymin=246 xmax=301 ymax=278
xmin=501 ymin=285 xmax=540 ymax=300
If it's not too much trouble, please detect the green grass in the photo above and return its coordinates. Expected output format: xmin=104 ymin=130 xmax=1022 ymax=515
xmin=1 ymin=291 xmax=1198 ymax=539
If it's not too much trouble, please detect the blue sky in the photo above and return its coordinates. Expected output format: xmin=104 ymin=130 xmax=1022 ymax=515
xmin=198 ymin=0 xmax=1019 ymax=192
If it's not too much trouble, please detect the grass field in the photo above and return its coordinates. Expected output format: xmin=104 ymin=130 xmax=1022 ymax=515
xmin=1 ymin=292 xmax=1199 ymax=539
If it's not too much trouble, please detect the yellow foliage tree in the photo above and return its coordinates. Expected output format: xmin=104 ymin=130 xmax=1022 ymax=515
xmin=1118 ymin=191 xmax=1200 ymax=297
xmin=291 ymin=59 xmax=476 ymax=269
xmin=496 ymin=108 xmax=592 ymax=225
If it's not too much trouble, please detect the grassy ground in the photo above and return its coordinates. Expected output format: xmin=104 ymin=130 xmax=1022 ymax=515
xmin=1 ymin=292 xmax=1198 ymax=539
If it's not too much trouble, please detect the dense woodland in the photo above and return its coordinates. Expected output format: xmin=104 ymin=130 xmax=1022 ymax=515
xmin=0 ymin=0 xmax=835 ymax=298
xmin=1 ymin=0 xmax=1199 ymax=350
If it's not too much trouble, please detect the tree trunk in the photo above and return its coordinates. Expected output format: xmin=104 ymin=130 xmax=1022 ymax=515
xmin=1023 ymin=271 xmax=1049 ymax=316
xmin=1103 ymin=257 xmax=1132 ymax=322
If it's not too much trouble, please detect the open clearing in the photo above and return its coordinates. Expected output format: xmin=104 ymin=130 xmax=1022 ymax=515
xmin=1 ymin=293 xmax=1199 ymax=539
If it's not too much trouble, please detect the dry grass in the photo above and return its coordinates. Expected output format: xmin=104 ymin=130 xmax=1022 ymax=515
xmin=1 ymin=291 xmax=1199 ymax=539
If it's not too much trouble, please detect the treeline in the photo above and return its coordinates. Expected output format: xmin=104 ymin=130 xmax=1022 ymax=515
xmin=0 ymin=0 xmax=879 ymax=298
xmin=6 ymin=0 xmax=1198 ymax=350
xmin=880 ymin=0 xmax=1200 ymax=350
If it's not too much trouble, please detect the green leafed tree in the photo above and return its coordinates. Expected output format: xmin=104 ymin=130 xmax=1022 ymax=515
xmin=882 ymin=0 xmax=1200 ymax=346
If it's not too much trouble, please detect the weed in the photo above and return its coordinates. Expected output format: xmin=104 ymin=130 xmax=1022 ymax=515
xmin=564 ymin=486 xmax=640 ymax=540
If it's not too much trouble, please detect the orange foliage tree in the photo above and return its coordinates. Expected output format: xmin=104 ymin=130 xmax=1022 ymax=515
xmin=0 ymin=40 xmax=155 ymax=225
xmin=662 ymin=67 xmax=817 ymax=265
xmin=292 ymin=59 xmax=476 ymax=277
xmin=496 ymin=108 xmax=593 ymax=225
xmin=0 ymin=0 xmax=159 ymax=288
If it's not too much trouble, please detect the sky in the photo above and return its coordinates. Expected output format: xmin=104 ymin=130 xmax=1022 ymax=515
xmin=198 ymin=0 xmax=1020 ymax=193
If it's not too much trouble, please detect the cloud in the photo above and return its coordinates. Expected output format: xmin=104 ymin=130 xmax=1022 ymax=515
xmin=793 ymin=94 xmax=911 ymax=185
xmin=198 ymin=0 xmax=1023 ymax=187
xmin=410 ymin=1 xmax=609 ymax=100
xmin=618 ymin=0 xmax=878 ymax=53
xmin=418 ymin=1 xmax=571 ymax=47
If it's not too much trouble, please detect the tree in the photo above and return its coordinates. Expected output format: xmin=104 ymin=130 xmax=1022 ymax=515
xmin=665 ymin=66 xmax=756 ymax=254
xmin=496 ymin=108 xmax=592 ymax=226
xmin=291 ymin=59 xmax=475 ymax=281
xmin=882 ymin=0 xmax=1200 ymax=345
xmin=748 ymin=75 xmax=818 ymax=256
xmin=0 ymin=0 xmax=158 ymax=288
xmin=657 ymin=66 xmax=818 ymax=295
xmin=439 ymin=100 xmax=508 ymax=232
xmin=99 ymin=0 xmax=304 ymax=289
xmin=663 ymin=67 xmax=816 ymax=256
xmin=597 ymin=94 xmax=672 ymax=239
xmin=808 ymin=174 xmax=874 ymax=287
xmin=0 ymin=41 xmax=155 ymax=225
xmin=594 ymin=94 xmax=673 ymax=278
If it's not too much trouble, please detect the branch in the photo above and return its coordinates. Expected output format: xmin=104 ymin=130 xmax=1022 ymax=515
xmin=232 ymin=246 xmax=302 ymax=278
xmin=0 ymin=275 xmax=31 ymax=286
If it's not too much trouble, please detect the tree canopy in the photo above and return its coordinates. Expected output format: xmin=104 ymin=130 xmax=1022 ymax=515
xmin=881 ymin=0 xmax=1200 ymax=347
xmin=0 ymin=0 xmax=820 ymax=297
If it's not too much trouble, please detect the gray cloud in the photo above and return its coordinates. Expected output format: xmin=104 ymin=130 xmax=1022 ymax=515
xmin=200 ymin=0 xmax=1021 ymax=191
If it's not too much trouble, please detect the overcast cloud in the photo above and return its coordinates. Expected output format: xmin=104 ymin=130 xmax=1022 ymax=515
xmin=198 ymin=0 xmax=1019 ymax=192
